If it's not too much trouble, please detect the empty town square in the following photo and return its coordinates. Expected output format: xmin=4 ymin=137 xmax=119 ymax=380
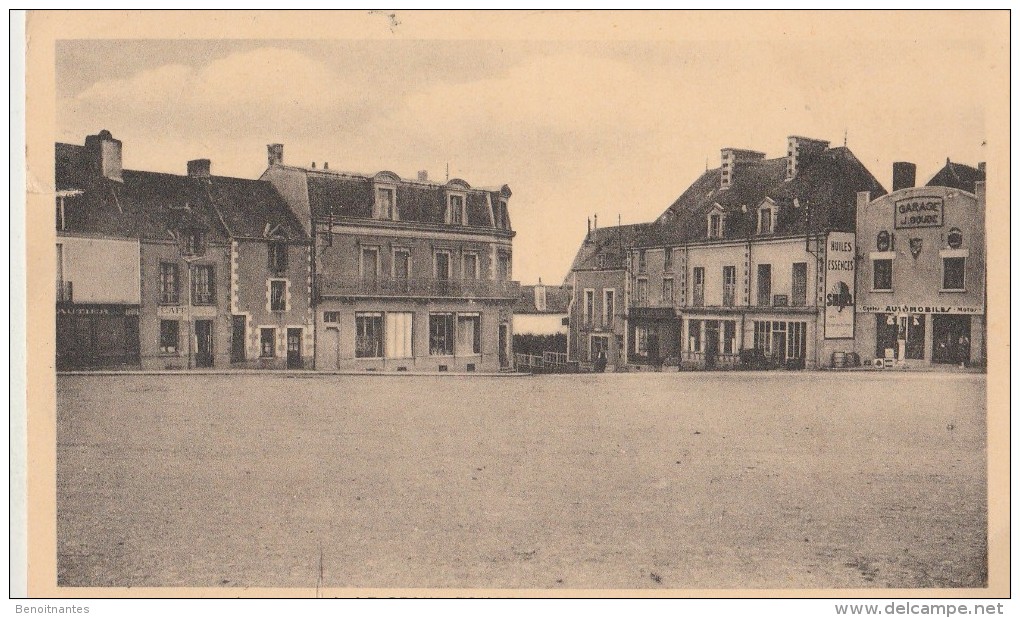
xmin=57 ymin=371 xmax=986 ymax=590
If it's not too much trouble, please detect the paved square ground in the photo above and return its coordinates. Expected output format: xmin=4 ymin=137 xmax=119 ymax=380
xmin=56 ymin=372 xmax=987 ymax=590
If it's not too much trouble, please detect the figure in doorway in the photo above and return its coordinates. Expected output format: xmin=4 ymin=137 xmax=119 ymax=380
xmin=594 ymin=350 xmax=608 ymax=373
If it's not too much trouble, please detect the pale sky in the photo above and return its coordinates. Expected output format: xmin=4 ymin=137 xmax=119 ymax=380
xmin=56 ymin=29 xmax=996 ymax=285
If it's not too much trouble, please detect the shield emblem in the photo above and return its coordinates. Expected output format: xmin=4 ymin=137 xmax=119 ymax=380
xmin=909 ymin=237 xmax=923 ymax=259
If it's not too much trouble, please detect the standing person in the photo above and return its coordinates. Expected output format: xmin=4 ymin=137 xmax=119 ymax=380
xmin=595 ymin=349 xmax=607 ymax=373
xmin=957 ymin=334 xmax=970 ymax=368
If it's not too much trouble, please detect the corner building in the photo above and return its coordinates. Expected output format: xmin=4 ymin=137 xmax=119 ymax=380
xmin=854 ymin=161 xmax=986 ymax=367
xmin=262 ymin=147 xmax=518 ymax=372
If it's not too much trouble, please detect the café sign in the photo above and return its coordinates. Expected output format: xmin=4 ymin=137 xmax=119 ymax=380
xmin=894 ymin=196 xmax=944 ymax=229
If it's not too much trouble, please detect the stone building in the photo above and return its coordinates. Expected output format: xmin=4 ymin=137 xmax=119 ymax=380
xmin=262 ymin=147 xmax=518 ymax=372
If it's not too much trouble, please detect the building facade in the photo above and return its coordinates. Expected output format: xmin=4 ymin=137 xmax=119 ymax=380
xmin=854 ymin=161 xmax=986 ymax=367
xmin=262 ymin=147 xmax=518 ymax=372
xmin=56 ymin=131 xmax=311 ymax=370
xmin=565 ymin=135 xmax=888 ymax=370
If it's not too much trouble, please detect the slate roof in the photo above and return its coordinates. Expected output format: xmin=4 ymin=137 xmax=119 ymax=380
xmin=514 ymin=284 xmax=571 ymax=314
xmin=56 ymin=143 xmax=306 ymax=242
xmin=655 ymin=146 xmax=887 ymax=245
xmin=301 ymin=168 xmax=510 ymax=230
xmin=926 ymin=159 xmax=985 ymax=193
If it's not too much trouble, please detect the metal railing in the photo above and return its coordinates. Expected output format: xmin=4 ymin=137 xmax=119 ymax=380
xmin=317 ymin=275 xmax=520 ymax=300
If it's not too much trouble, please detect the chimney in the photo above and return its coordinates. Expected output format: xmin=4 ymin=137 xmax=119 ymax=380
xmin=323 ymin=162 xmax=329 ymax=170
xmin=418 ymin=170 xmax=428 ymax=181
xmin=720 ymin=148 xmax=766 ymax=190
xmin=892 ymin=162 xmax=916 ymax=191
xmin=187 ymin=159 xmax=211 ymax=178
xmin=311 ymin=162 xmax=316 ymax=169
xmin=267 ymin=143 xmax=284 ymax=166
xmin=786 ymin=135 xmax=830 ymax=180
xmin=84 ymin=130 xmax=123 ymax=182
xmin=978 ymin=162 xmax=986 ymax=175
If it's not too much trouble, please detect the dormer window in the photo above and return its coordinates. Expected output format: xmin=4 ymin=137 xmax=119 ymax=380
xmin=707 ymin=207 xmax=726 ymax=240
xmin=757 ymin=199 xmax=777 ymax=235
xmin=446 ymin=193 xmax=466 ymax=225
xmin=374 ymin=186 xmax=397 ymax=220
xmin=183 ymin=230 xmax=206 ymax=256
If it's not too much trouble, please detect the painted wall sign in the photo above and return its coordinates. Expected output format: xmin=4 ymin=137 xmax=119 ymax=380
xmin=857 ymin=304 xmax=983 ymax=315
xmin=56 ymin=304 xmax=130 ymax=316
xmin=157 ymin=305 xmax=188 ymax=318
xmin=894 ymin=196 xmax=944 ymax=229
xmin=824 ymin=232 xmax=855 ymax=339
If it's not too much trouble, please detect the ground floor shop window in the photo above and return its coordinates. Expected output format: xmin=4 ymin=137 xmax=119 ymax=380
xmin=356 ymin=312 xmax=384 ymax=358
xmin=688 ymin=319 xmax=702 ymax=352
xmin=385 ymin=312 xmax=414 ymax=359
xmin=159 ymin=320 xmax=179 ymax=354
xmin=752 ymin=320 xmax=807 ymax=363
xmin=902 ymin=314 xmax=926 ymax=360
xmin=430 ymin=313 xmax=455 ymax=355
xmin=457 ymin=314 xmax=481 ymax=355
xmin=260 ymin=328 xmax=276 ymax=358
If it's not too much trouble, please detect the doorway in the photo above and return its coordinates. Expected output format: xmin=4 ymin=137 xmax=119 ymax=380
xmin=287 ymin=328 xmax=303 ymax=369
xmin=323 ymin=327 xmax=340 ymax=370
xmin=231 ymin=315 xmax=246 ymax=363
xmin=195 ymin=319 xmax=214 ymax=368
xmin=498 ymin=324 xmax=509 ymax=369
xmin=932 ymin=315 xmax=971 ymax=365
xmin=704 ymin=320 xmax=720 ymax=369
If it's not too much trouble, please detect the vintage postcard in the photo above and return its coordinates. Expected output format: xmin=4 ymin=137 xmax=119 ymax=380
xmin=18 ymin=9 xmax=1010 ymax=602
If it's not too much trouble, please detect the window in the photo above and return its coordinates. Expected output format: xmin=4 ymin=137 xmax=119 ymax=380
xmin=635 ymin=326 xmax=649 ymax=355
xmin=662 ymin=278 xmax=674 ymax=303
xmin=692 ymin=267 xmax=705 ymax=307
xmin=722 ymin=266 xmax=736 ymax=307
xmin=457 ymin=314 xmax=481 ymax=355
xmin=758 ymin=207 xmax=773 ymax=234
xmin=323 ymin=311 xmax=341 ymax=323
xmin=602 ymin=289 xmax=615 ymax=327
xmin=463 ymin=252 xmax=479 ymax=279
xmin=584 ymin=289 xmax=595 ymax=326
xmin=385 ymin=312 xmax=414 ymax=359
xmin=429 ymin=313 xmax=455 ymax=355
xmin=184 ymin=230 xmax=206 ymax=256
xmin=355 ymin=312 xmax=384 ymax=358
xmin=497 ymin=252 xmax=511 ymax=280
xmin=638 ymin=250 xmax=647 ymax=273
xmin=709 ymin=213 xmax=723 ymax=239
xmin=375 ymin=187 xmax=397 ymax=220
xmin=753 ymin=320 xmax=771 ymax=352
xmin=942 ymin=257 xmax=965 ymax=291
xmin=757 ymin=264 xmax=772 ymax=306
xmin=361 ymin=247 xmax=380 ymax=278
xmin=268 ymin=242 xmax=288 ymax=274
xmin=191 ymin=265 xmax=215 ymax=305
xmin=447 ymin=194 xmax=465 ymax=225
xmin=260 ymin=328 xmax=276 ymax=358
xmin=270 ymin=280 xmax=287 ymax=312
xmin=434 ymin=250 xmax=452 ymax=280
xmin=792 ymin=262 xmax=808 ymax=307
xmin=873 ymin=259 xmax=893 ymax=291
xmin=723 ymin=320 xmax=736 ymax=354
xmin=393 ymin=248 xmax=411 ymax=279
xmin=159 ymin=320 xmax=179 ymax=354
xmin=688 ymin=320 xmax=702 ymax=352
xmin=159 ymin=262 xmax=179 ymax=304
xmin=664 ymin=247 xmax=674 ymax=272
xmin=636 ymin=278 xmax=649 ymax=304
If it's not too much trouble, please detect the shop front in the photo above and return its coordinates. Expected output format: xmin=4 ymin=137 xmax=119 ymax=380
xmin=628 ymin=307 xmax=679 ymax=368
xmin=56 ymin=304 xmax=140 ymax=369
xmin=859 ymin=304 xmax=982 ymax=366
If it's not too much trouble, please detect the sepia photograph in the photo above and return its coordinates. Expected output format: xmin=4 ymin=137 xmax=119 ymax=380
xmin=16 ymin=9 xmax=1010 ymax=605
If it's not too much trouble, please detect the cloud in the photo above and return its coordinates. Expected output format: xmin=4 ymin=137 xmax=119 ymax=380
xmin=62 ymin=47 xmax=359 ymax=140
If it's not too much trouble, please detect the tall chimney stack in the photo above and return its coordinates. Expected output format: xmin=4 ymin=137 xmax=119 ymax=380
xmin=84 ymin=130 xmax=123 ymax=182
xmin=187 ymin=159 xmax=211 ymax=178
xmin=978 ymin=162 xmax=986 ymax=175
xmin=892 ymin=162 xmax=916 ymax=191
xmin=267 ymin=143 xmax=284 ymax=166
xmin=720 ymin=148 xmax=766 ymax=190
xmin=418 ymin=170 xmax=429 ymax=181
xmin=786 ymin=136 xmax=830 ymax=180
